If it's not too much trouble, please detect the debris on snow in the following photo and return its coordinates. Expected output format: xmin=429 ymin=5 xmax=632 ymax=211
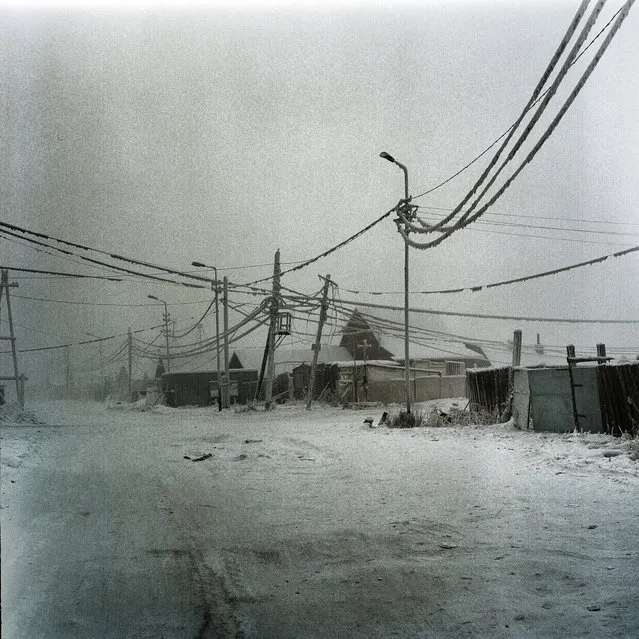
xmin=183 ymin=453 xmax=213 ymax=462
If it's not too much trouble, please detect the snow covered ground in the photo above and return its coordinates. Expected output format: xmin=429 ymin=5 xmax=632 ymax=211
xmin=2 ymin=398 xmax=638 ymax=638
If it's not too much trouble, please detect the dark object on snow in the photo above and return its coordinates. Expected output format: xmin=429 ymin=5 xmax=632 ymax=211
xmin=379 ymin=411 xmax=388 ymax=426
xmin=183 ymin=453 xmax=212 ymax=462
xmin=363 ymin=417 xmax=374 ymax=427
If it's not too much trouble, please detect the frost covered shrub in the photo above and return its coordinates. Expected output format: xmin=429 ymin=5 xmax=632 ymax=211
xmin=0 ymin=402 xmax=44 ymax=424
xmin=388 ymin=409 xmax=425 ymax=428
xmin=448 ymin=406 xmax=496 ymax=426
xmin=425 ymin=405 xmax=496 ymax=427
xmin=626 ymin=435 xmax=639 ymax=461
xmin=386 ymin=405 xmax=496 ymax=429
xmin=234 ymin=401 xmax=258 ymax=413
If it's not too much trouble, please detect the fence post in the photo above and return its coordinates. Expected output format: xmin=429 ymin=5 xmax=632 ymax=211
xmin=566 ymin=344 xmax=580 ymax=432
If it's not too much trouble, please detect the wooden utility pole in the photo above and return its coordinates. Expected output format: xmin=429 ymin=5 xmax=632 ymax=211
xmin=358 ymin=339 xmax=370 ymax=402
xmin=128 ymin=328 xmax=133 ymax=402
xmin=222 ymin=276 xmax=230 ymax=408
xmin=0 ymin=269 xmax=25 ymax=406
xmin=306 ymin=274 xmax=332 ymax=410
xmin=213 ymin=274 xmax=221 ymax=411
xmin=264 ymin=249 xmax=281 ymax=410
xmin=65 ymin=346 xmax=71 ymax=398
xmin=511 ymin=329 xmax=522 ymax=368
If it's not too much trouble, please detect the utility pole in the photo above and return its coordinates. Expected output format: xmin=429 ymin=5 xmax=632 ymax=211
xmin=306 ymin=274 xmax=332 ymax=410
xmin=358 ymin=339 xmax=370 ymax=402
xmin=380 ymin=151 xmax=415 ymax=415
xmin=148 ymin=295 xmax=171 ymax=372
xmin=352 ymin=350 xmax=358 ymax=403
xmin=128 ymin=328 xmax=133 ymax=402
xmin=191 ymin=262 xmax=223 ymax=410
xmin=164 ymin=310 xmax=170 ymax=373
xmin=213 ymin=273 xmax=221 ymax=410
xmin=222 ymin=276 xmax=230 ymax=408
xmin=87 ymin=332 xmax=104 ymax=400
xmin=97 ymin=340 xmax=103 ymax=400
xmin=65 ymin=345 xmax=71 ymax=399
xmin=0 ymin=269 xmax=26 ymax=406
xmin=264 ymin=249 xmax=281 ymax=410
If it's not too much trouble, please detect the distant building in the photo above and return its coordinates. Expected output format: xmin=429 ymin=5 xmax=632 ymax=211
xmin=339 ymin=308 xmax=490 ymax=372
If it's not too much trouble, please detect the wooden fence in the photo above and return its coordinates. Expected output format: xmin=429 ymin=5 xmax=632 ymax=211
xmin=466 ymin=366 xmax=511 ymax=414
xmin=597 ymin=363 xmax=639 ymax=436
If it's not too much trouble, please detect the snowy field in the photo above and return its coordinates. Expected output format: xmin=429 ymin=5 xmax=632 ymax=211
xmin=2 ymin=398 xmax=638 ymax=638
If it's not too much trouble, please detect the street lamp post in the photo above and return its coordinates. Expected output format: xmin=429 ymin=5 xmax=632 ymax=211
xmin=380 ymin=151 xmax=412 ymax=415
xmin=86 ymin=332 xmax=104 ymax=400
xmin=148 ymin=295 xmax=171 ymax=373
xmin=191 ymin=261 xmax=222 ymax=410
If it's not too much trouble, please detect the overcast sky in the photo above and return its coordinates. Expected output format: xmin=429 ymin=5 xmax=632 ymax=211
xmin=1 ymin=0 xmax=638 ymax=385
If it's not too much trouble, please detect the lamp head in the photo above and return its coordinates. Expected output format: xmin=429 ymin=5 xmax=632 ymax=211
xmin=191 ymin=261 xmax=205 ymax=267
xmin=379 ymin=151 xmax=395 ymax=163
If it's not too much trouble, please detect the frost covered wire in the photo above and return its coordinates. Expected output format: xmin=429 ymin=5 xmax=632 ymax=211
xmin=333 ymin=297 xmax=639 ymax=325
xmin=402 ymin=0 xmax=635 ymax=250
xmin=172 ymin=299 xmax=216 ymax=339
xmin=4 ymin=325 xmax=164 ymax=354
xmin=240 ymin=208 xmax=396 ymax=287
xmin=0 ymin=266 xmax=123 ymax=282
xmin=338 ymin=245 xmax=639 ymax=296
xmin=0 ymin=224 xmax=209 ymax=289
xmin=163 ymin=300 xmax=271 ymax=359
xmin=170 ymin=317 xmax=271 ymax=370
xmin=416 ymin=209 xmax=639 ymax=239
xmin=412 ymin=2 xmax=624 ymax=201
xmin=403 ymin=0 xmax=606 ymax=240
xmin=98 ymin=340 xmax=130 ymax=368
xmin=0 ymin=231 xmax=127 ymax=277
xmin=413 ymin=0 xmax=596 ymax=235
xmin=0 ymin=222 xmax=211 ymax=287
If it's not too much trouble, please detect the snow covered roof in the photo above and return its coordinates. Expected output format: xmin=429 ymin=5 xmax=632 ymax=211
xmin=167 ymin=344 xmax=353 ymax=374
xmin=340 ymin=307 xmax=488 ymax=363
xmin=381 ymin=334 xmax=489 ymax=363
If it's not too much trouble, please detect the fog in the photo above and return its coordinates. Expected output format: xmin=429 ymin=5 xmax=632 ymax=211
xmin=1 ymin=0 xmax=638 ymax=390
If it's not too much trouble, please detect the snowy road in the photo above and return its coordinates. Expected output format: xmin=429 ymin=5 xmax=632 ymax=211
xmin=2 ymin=400 xmax=638 ymax=638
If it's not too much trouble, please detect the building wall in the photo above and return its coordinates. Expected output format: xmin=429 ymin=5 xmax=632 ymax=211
xmin=163 ymin=369 xmax=258 ymax=407
xmin=366 ymin=375 xmax=466 ymax=405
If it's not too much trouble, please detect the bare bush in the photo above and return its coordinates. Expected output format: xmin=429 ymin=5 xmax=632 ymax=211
xmin=388 ymin=409 xmax=426 ymax=428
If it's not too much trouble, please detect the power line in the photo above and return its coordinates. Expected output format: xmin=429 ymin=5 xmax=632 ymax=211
xmin=0 ymin=224 xmax=209 ymax=289
xmin=331 ymin=297 xmax=639 ymax=325
xmin=0 ymin=266 xmax=123 ymax=281
xmin=402 ymin=1 xmax=635 ymax=250
xmin=416 ymin=211 xmax=639 ymax=239
xmin=446 ymin=225 xmax=636 ymax=248
xmin=418 ymin=205 xmax=639 ymax=228
xmin=412 ymin=0 xmax=600 ymax=234
xmin=412 ymin=3 xmax=625 ymax=201
xmin=2 ymin=324 xmax=164 ymax=354
xmin=339 ymin=245 xmax=639 ymax=295
xmin=12 ymin=294 xmax=211 ymax=308
xmin=240 ymin=208 xmax=395 ymax=287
